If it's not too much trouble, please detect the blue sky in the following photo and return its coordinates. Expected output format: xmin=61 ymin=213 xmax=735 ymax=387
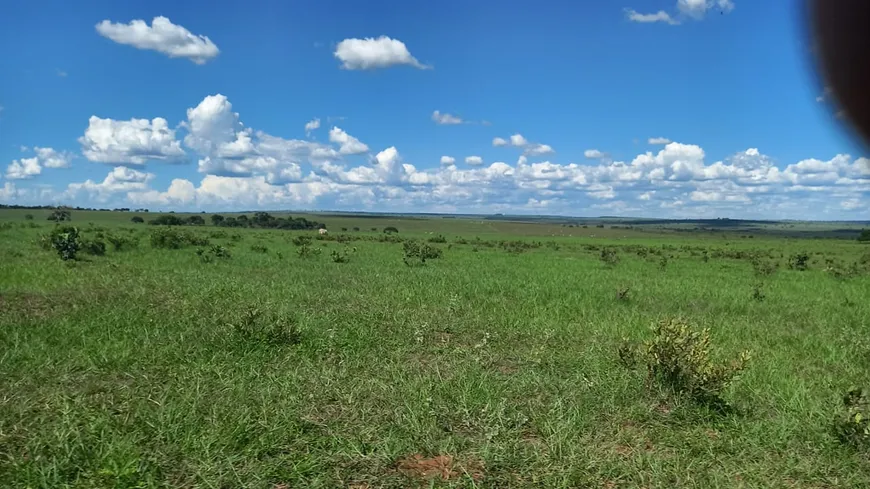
xmin=0 ymin=0 xmax=867 ymax=219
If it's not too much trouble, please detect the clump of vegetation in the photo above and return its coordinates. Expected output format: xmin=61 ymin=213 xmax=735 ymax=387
xmin=788 ymin=252 xmax=810 ymax=271
xmin=107 ymin=233 xmax=139 ymax=251
xmin=330 ymin=247 xmax=356 ymax=263
xmin=45 ymin=226 xmax=81 ymax=261
xmin=384 ymin=226 xmax=399 ymax=234
xmin=196 ymin=245 xmax=231 ymax=263
xmin=250 ymin=244 xmax=268 ymax=253
xmin=24 ymin=214 xmax=33 ymax=220
xmin=81 ymin=238 xmax=106 ymax=256
xmin=428 ymin=234 xmax=447 ymax=244
xmin=291 ymin=235 xmax=312 ymax=246
xmin=231 ymin=308 xmax=302 ymax=346
xmin=47 ymin=209 xmax=71 ymax=222
xmin=616 ymin=286 xmax=631 ymax=302
xmin=150 ymin=228 xmax=187 ymax=249
xmin=751 ymin=256 xmax=778 ymax=277
xmin=131 ymin=216 xmax=145 ymax=223
xmin=751 ymin=282 xmax=765 ymax=301
xmin=296 ymin=244 xmax=321 ymax=258
xmin=659 ymin=255 xmax=669 ymax=271
xmin=600 ymin=247 xmax=619 ymax=267
xmin=403 ymin=240 xmax=443 ymax=266
xmin=835 ymin=388 xmax=870 ymax=449
xmin=620 ymin=317 xmax=751 ymax=407
xmin=858 ymin=229 xmax=870 ymax=242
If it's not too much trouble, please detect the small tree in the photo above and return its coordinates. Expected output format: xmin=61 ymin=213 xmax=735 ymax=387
xmin=48 ymin=226 xmax=81 ymax=260
xmin=131 ymin=216 xmax=145 ymax=223
xmin=858 ymin=229 xmax=870 ymax=243
xmin=48 ymin=209 xmax=71 ymax=222
xmin=211 ymin=214 xmax=225 ymax=226
xmin=384 ymin=226 xmax=399 ymax=234
xmin=187 ymin=215 xmax=205 ymax=226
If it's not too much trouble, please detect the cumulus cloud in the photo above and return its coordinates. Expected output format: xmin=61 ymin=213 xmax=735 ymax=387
xmin=6 ymin=157 xmax=41 ymax=180
xmin=80 ymin=116 xmax=186 ymax=165
xmin=465 ymin=156 xmax=483 ymax=166
xmin=5 ymin=147 xmax=74 ymax=180
xmin=66 ymin=166 xmax=155 ymax=201
xmin=334 ymin=36 xmax=430 ymax=70
xmin=329 ymin=126 xmax=369 ymax=155
xmin=648 ymin=137 xmax=671 ymax=145
xmin=627 ymin=0 xmax=733 ymax=25
xmin=585 ymin=149 xmax=605 ymax=159
xmin=95 ymin=16 xmax=219 ymax=64
xmin=304 ymin=118 xmax=320 ymax=136
xmin=432 ymin=110 xmax=463 ymax=125
xmin=440 ymin=156 xmax=456 ymax=166
xmin=492 ymin=133 xmax=555 ymax=156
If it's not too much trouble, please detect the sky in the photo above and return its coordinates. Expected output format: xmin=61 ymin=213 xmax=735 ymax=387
xmin=0 ymin=0 xmax=868 ymax=219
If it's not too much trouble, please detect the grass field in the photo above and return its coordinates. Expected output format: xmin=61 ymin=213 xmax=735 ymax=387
xmin=2 ymin=209 xmax=870 ymax=488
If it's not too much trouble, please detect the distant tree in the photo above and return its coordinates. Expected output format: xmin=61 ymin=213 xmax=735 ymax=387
xmin=353 ymin=227 xmax=360 ymax=231
xmin=859 ymin=229 xmax=870 ymax=242
xmin=148 ymin=214 xmax=185 ymax=226
xmin=237 ymin=215 xmax=249 ymax=226
xmin=24 ymin=214 xmax=33 ymax=220
xmin=383 ymin=226 xmax=399 ymax=234
xmin=131 ymin=216 xmax=145 ymax=223
xmin=186 ymin=215 xmax=205 ymax=225
xmin=47 ymin=209 xmax=71 ymax=222
xmin=371 ymin=227 xmax=378 ymax=232
xmin=211 ymin=214 xmax=225 ymax=226
xmin=341 ymin=227 xmax=348 ymax=232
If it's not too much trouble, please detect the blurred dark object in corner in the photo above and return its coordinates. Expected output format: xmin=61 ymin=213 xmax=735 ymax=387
xmin=811 ymin=0 xmax=870 ymax=145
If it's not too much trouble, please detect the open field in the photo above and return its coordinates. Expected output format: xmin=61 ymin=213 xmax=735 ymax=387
xmin=2 ymin=209 xmax=870 ymax=488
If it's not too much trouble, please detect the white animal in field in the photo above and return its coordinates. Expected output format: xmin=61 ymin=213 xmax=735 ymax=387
xmin=319 ymin=228 xmax=328 ymax=235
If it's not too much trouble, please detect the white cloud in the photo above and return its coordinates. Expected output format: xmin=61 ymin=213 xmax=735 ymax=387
xmin=492 ymin=133 xmax=555 ymax=156
xmin=627 ymin=0 xmax=733 ymax=25
xmin=305 ymin=118 xmax=320 ymax=136
xmin=334 ymin=36 xmax=429 ymax=70
xmin=34 ymin=147 xmax=73 ymax=168
xmin=432 ymin=110 xmax=463 ymax=125
xmin=80 ymin=116 xmax=186 ymax=165
xmin=465 ymin=156 xmax=483 ymax=166
xmin=66 ymin=166 xmax=155 ymax=201
xmin=585 ymin=149 xmax=605 ymax=159
xmin=56 ymin=69 xmax=68 ymax=77
xmin=329 ymin=126 xmax=369 ymax=155
xmin=625 ymin=9 xmax=679 ymax=24
xmin=440 ymin=156 xmax=456 ymax=166
xmin=95 ymin=16 xmax=219 ymax=64
xmin=6 ymin=157 xmax=41 ymax=180
xmin=510 ymin=134 xmax=528 ymax=146
xmin=648 ymin=137 xmax=671 ymax=145
xmin=493 ymin=137 xmax=508 ymax=147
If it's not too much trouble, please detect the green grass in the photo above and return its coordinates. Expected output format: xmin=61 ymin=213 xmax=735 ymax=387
xmin=2 ymin=210 xmax=870 ymax=488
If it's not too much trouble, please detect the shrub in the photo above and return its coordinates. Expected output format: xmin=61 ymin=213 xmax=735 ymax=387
xmin=751 ymin=256 xmax=777 ymax=277
xmin=330 ymin=247 xmax=356 ymax=263
xmin=353 ymin=227 xmax=360 ymax=232
xmin=107 ymin=234 xmax=139 ymax=251
xmin=292 ymin=235 xmax=312 ymax=246
xmin=197 ymin=245 xmax=231 ymax=262
xmin=751 ymin=282 xmax=765 ymax=302
xmin=371 ymin=227 xmax=378 ymax=232
xmin=24 ymin=214 xmax=33 ymax=220
xmin=47 ymin=209 xmax=71 ymax=222
xmin=835 ymin=388 xmax=870 ymax=448
xmin=131 ymin=216 xmax=145 ymax=223
xmin=148 ymin=214 xmax=186 ymax=226
xmin=46 ymin=226 xmax=81 ymax=260
xmin=658 ymin=255 xmax=669 ymax=271
xmin=403 ymin=240 xmax=443 ymax=266
xmin=341 ymin=227 xmax=348 ymax=232
xmin=428 ymin=234 xmax=447 ymax=244
xmin=384 ymin=226 xmax=399 ymax=234
xmin=600 ymin=247 xmax=619 ymax=267
xmin=150 ymin=228 xmax=187 ymax=249
xmin=81 ymin=239 xmax=106 ymax=256
xmin=251 ymin=244 xmax=268 ymax=253
xmin=296 ymin=244 xmax=321 ymax=258
xmin=788 ymin=252 xmax=810 ymax=271
xmin=231 ymin=308 xmax=302 ymax=346
xmin=858 ymin=229 xmax=870 ymax=243
xmin=211 ymin=214 xmax=225 ymax=226
xmin=623 ymin=317 xmax=751 ymax=406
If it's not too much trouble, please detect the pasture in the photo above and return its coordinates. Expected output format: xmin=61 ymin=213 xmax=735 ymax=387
xmin=2 ymin=208 xmax=870 ymax=488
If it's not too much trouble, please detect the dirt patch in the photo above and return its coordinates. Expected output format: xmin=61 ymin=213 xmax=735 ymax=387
xmin=396 ymin=454 xmax=484 ymax=482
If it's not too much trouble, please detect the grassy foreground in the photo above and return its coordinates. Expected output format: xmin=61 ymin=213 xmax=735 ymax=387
xmin=2 ymin=210 xmax=870 ymax=488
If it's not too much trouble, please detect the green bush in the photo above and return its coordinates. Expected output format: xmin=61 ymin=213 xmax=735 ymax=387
xmin=403 ymin=240 xmax=443 ymax=266
xmin=292 ymin=235 xmax=312 ymax=246
xmin=231 ymin=308 xmax=302 ymax=346
xmin=81 ymin=239 xmax=106 ymax=256
xmin=131 ymin=216 xmax=145 ymax=223
xmin=251 ymin=244 xmax=268 ymax=253
xmin=383 ymin=226 xmax=399 ymax=234
xmin=751 ymin=256 xmax=778 ymax=276
xmin=788 ymin=252 xmax=810 ymax=271
xmin=107 ymin=234 xmax=139 ymax=251
xmin=150 ymin=228 xmax=186 ymax=249
xmin=622 ymin=317 xmax=750 ymax=406
xmin=46 ymin=226 xmax=81 ymax=260
xmin=296 ymin=244 xmax=321 ymax=258
xmin=600 ymin=247 xmax=619 ymax=267
xmin=428 ymin=234 xmax=447 ymax=244
xmin=330 ymin=247 xmax=355 ymax=263
xmin=835 ymin=388 xmax=870 ymax=449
